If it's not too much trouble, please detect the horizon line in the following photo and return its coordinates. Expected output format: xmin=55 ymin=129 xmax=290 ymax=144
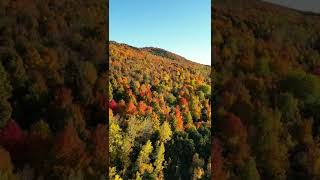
xmin=109 ymin=40 xmax=211 ymax=66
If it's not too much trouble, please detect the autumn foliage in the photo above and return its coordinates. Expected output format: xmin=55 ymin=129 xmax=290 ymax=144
xmin=0 ymin=0 xmax=107 ymax=178
xmin=174 ymin=106 xmax=184 ymax=131
xmin=109 ymin=41 xmax=211 ymax=179
xmin=213 ymin=0 xmax=320 ymax=179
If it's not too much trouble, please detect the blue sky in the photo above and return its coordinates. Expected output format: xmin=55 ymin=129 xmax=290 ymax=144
xmin=110 ymin=0 xmax=211 ymax=65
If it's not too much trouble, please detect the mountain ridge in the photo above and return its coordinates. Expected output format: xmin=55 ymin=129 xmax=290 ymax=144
xmin=262 ymin=0 xmax=320 ymax=16
xmin=109 ymin=41 xmax=210 ymax=67
xmin=215 ymin=0 xmax=320 ymax=18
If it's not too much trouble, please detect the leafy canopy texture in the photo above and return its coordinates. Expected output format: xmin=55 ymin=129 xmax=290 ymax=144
xmin=109 ymin=41 xmax=211 ymax=179
xmin=213 ymin=0 xmax=320 ymax=179
xmin=0 ymin=0 xmax=107 ymax=178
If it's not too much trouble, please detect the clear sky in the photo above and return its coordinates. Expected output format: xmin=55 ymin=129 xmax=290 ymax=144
xmin=264 ymin=0 xmax=320 ymax=13
xmin=110 ymin=0 xmax=211 ymax=65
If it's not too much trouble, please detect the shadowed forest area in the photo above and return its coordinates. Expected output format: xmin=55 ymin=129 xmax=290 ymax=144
xmin=5 ymin=0 xmax=320 ymax=179
xmin=0 ymin=0 xmax=108 ymax=179
xmin=213 ymin=0 xmax=320 ymax=179
xmin=109 ymin=41 xmax=211 ymax=179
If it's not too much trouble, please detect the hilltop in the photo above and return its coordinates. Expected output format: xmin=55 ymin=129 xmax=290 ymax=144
xmin=110 ymin=41 xmax=210 ymax=67
xmin=109 ymin=41 xmax=211 ymax=84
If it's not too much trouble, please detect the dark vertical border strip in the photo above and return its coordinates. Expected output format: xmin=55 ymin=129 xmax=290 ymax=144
xmin=106 ymin=0 xmax=110 ymax=177
xmin=211 ymin=0 xmax=214 ymax=178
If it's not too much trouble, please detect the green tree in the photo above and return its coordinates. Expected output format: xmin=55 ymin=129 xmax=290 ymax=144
xmin=153 ymin=142 xmax=165 ymax=179
xmin=136 ymin=140 xmax=154 ymax=175
xmin=253 ymin=108 xmax=288 ymax=180
xmin=280 ymin=70 xmax=320 ymax=104
xmin=166 ymin=132 xmax=195 ymax=179
xmin=109 ymin=82 xmax=113 ymax=100
xmin=256 ymin=56 xmax=270 ymax=76
xmin=0 ymin=63 xmax=12 ymax=128
xmin=109 ymin=167 xmax=123 ymax=180
xmin=191 ymin=153 xmax=205 ymax=180
xmin=278 ymin=93 xmax=299 ymax=125
xmin=166 ymin=93 xmax=176 ymax=105
xmin=109 ymin=114 xmax=123 ymax=163
xmin=197 ymin=84 xmax=211 ymax=97
xmin=190 ymin=96 xmax=201 ymax=120
xmin=135 ymin=172 xmax=142 ymax=180
xmin=159 ymin=121 xmax=172 ymax=143
xmin=0 ymin=63 xmax=11 ymax=100
xmin=0 ymin=101 xmax=12 ymax=128
xmin=240 ymin=157 xmax=261 ymax=180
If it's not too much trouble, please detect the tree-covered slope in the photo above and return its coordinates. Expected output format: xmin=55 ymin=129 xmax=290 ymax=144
xmin=0 ymin=0 xmax=107 ymax=179
xmin=213 ymin=0 xmax=320 ymax=179
xmin=109 ymin=41 xmax=212 ymax=179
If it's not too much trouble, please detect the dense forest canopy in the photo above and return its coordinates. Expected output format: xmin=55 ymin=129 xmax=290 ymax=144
xmin=0 ymin=0 xmax=107 ymax=179
xmin=213 ymin=0 xmax=320 ymax=179
xmin=109 ymin=41 xmax=212 ymax=180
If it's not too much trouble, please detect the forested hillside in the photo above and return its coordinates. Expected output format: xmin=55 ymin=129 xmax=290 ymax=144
xmin=213 ymin=0 xmax=320 ymax=179
xmin=109 ymin=41 xmax=212 ymax=179
xmin=0 ymin=0 xmax=107 ymax=179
